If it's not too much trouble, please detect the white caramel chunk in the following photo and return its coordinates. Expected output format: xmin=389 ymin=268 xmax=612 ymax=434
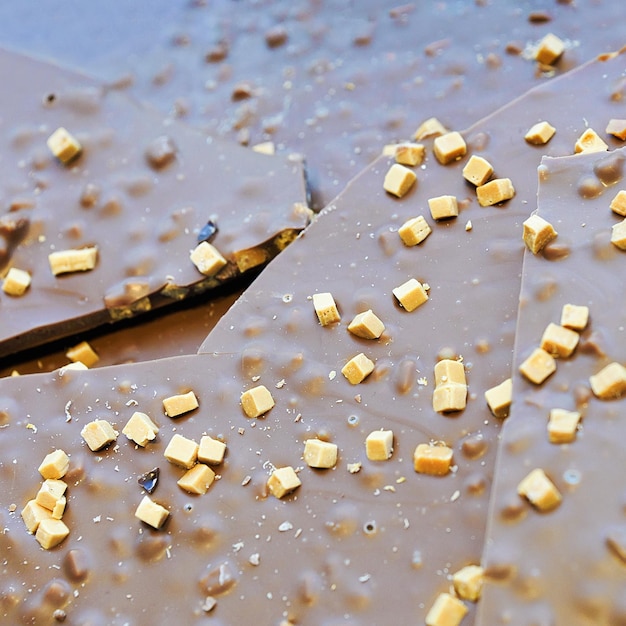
xmin=365 ymin=430 xmax=394 ymax=461
xmin=35 ymin=479 xmax=68 ymax=511
xmin=413 ymin=443 xmax=453 ymax=476
xmin=312 ymin=292 xmax=341 ymax=326
xmin=251 ymin=140 xmax=275 ymax=155
xmin=395 ymin=142 xmax=425 ymax=166
xmin=347 ymin=309 xmax=385 ymax=339
xmin=540 ymin=322 xmax=580 ymax=358
xmin=49 ymin=247 xmax=98 ymax=275
xmin=606 ymin=119 xmax=626 ymax=141
xmin=177 ymin=463 xmax=216 ymax=494
xmin=190 ymin=241 xmax=227 ymax=276
xmin=81 ymin=419 xmax=119 ymax=451
xmin=476 ymin=177 xmax=515 ymax=207
xmin=38 ymin=449 xmax=70 ymax=480
xmin=535 ymin=33 xmax=565 ymax=65
xmin=241 ymin=384 xmax=275 ymax=417
xmin=392 ymin=278 xmax=428 ymax=312
xmin=304 ymin=439 xmax=338 ymax=469
xmin=560 ymin=303 xmax=589 ymax=331
xmin=462 ymin=155 xmax=493 ymax=186
xmin=574 ymin=128 xmax=608 ymax=154
xmin=35 ymin=518 xmax=70 ymax=550
xmin=433 ymin=131 xmax=467 ymax=165
xmin=590 ymin=362 xmax=626 ymax=399
xmin=383 ymin=163 xmax=417 ymax=198
xmin=162 ymin=390 xmax=199 ymax=417
xmin=425 ymin=592 xmax=468 ymax=626
xmin=341 ymin=353 xmax=375 ymax=385
xmin=611 ymin=218 xmax=626 ymax=250
xmin=60 ymin=362 xmax=88 ymax=372
xmin=517 ymin=468 xmax=562 ymax=511
xmin=2 ymin=267 xmax=31 ymax=296
xmin=65 ymin=340 xmax=99 ymax=368
xmin=21 ymin=499 xmax=53 ymax=533
xmin=610 ymin=190 xmax=626 ymax=217
xmin=433 ymin=384 xmax=468 ymax=413
xmin=519 ymin=347 xmax=556 ymax=385
xmin=198 ymin=435 xmax=227 ymax=465
xmin=413 ymin=117 xmax=447 ymax=140
xmin=428 ymin=195 xmax=458 ymax=221
xmin=135 ymin=495 xmax=169 ymax=529
xmin=164 ymin=433 xmax=199 ymax=469
xmin=122 ymin=411 xmax=159 ymax=447
xmin=522 ymin=214 xmax=557 ymax=254
xmin=525 ymin=121 xmax=556 ymax=145
xmin=453 ymin=565 xmax=484 ymax=602
xmin=51 ymin=496 xmax=66 ymax=520
xmin=398 ymin=215 xmax=432 ymax=246
xmin=267 ymin=466 xmax=301 ymax=499
xmin=434 ymin=359 xmax=466 ymax=386
xmin=47 ymin=127 xmax=82 ymax=163
xmin=548 ymin=408 xmax=581 ymax=444
xmin=485 ymin=378 xmax=513 ymax=419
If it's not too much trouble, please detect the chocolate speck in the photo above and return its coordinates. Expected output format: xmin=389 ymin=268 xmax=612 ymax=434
xmin=265 ymin=25 xmax=288 ymax=48
xmin=145 ymin=135 xmax=177 ymax=169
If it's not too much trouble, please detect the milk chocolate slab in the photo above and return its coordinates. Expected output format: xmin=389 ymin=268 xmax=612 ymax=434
xmin=477 ymin=148 xmax=626 ymax=625
xmin=0 ymin=49 xmax=308 ymax=358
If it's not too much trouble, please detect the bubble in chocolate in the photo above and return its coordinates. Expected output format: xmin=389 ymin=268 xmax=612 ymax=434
xmin=136 ymin=534 xmax=169 ymax=562
xmin=138 ymin=467 xmax=160 ymax=493
xmin=347 ymin=414 xmax=359 ymax=426
xmin=200 ymin=561 xmax=238 ymax=596
xmin=145 ymin=135 xmax=177 ymax=169
xmin=593 ymin=151 xmax=625 ymax=187
xmin=577 ymin=174 xmax=604 ymax=199
xmin=205 ymin=40 xmax=229 ymax=63
xmin=63 ymin=548 xmax=91 ymax=583
xmin=563 ymin=468 xmax=582 ymax=485
xmin=197 ymin=219 xmax=218 ymax=243
xmin=461 ymin=432 xmax=488 ymax=459
xmin=363 ymin=520 xmax=377 ymax=535
xmin=542 ymin=240 xmax=571 ymax=260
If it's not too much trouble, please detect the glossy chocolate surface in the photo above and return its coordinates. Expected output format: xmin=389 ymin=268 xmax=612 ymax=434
xmin=477 ymin=148 xmax=626 ymax=625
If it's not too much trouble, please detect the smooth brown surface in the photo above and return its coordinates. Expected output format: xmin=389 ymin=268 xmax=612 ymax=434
xmin=477 ymin=148 xmax=626 ymax=626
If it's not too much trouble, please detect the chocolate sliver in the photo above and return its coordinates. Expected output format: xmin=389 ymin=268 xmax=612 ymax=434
xmin=0 ymin=48 xmax=309 ymax=358
xmin=477 ymin=148 xmax=626 ymax=624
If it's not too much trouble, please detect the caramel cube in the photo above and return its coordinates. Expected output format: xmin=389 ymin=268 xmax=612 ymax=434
xmin=522 ymin=214 xmax=557 ymax=254
xmin=51 ymin=496 xmax=67 ymax=520
xmin=241 ymin=384 xmax=275 ymax=417
xmin=21 ymin=499 xmax=53 ymax=533
xmin=81 ymin=419 xmax=119 ymax=451
xmin=535 ymin=33 xmax=565 ymax=65
xmin=122 ymin=411 xmax=159 ymax=447
xmin=66 ymin=341 xmax=99 ymax=368
xmin=190 ymin=241 xmax=227 ymax=276
xmin=428 ymin=195 xmax=458 ymax=221
xmin=267 ymin=466 xmax=301 ymax=499
xmin=365 ymin=430 xmax=394 ymax=461
xmin=560 ymin=303 xmax=589 ymax=331
xmin=304 ymin=439 xmax=338 ymax=469
xmin=519 ymin=347 xmax=556 ymax=385
xmin=525 ymin=121 xmax=556 ymax=145
xmin=38 ymin=449 xmax=70 ymax=480
xmin=547 ymin=408 xmax=581 ymax=444
xmin=35 ymin=518 xmax=70 ymax=550
xmin=574 ymin=128 xmax=608 ymax=154
xmin=462 ymin=155 xmax=493 ymax=186
xmin=590 ymin=362 xmax=626 ymax=399
xmin=452 ymin=565 xmax=484 ymax=602
xmin=49 ymin=247 xmax=98 ymax=275
xmin=177 ymin=463 xmax=216 ymax=495
xmin=413 ymin=117 xmax=447 ymax=140
xmin=413 ymin=443 xmax=453 ymax=476
xmin=540 ymin=322 xmax=580 ymax=358
xmin=434 ymin=359 xmax=466 ymax=387
xmin=198 ymin=435 xmax=227 ymax=465
xmin=47 ymin=127 xmax=82 ymax=163
xmin=383 ymin=163 xmax=417 ymax=198
xmin=347 ymin=309 xmax=385 ymax=339
xmin=341 ymin=353 xmax=375 ymax=385
xmin=395 ymin=142 xmax=425 ymax=166
xmin=392 ymin=278 xmax=428 ymax=312
xmin=517 ymin=468 xmax=562 ymax=511
xmin=476 ymin=177 xmax=515 ymax=207
xmin=164 ymin=433 xmax=199 ymax=469
xmin=312 ymin=292 xmax=341 ymax=326
xmin=398 ymin=215 xmax=432 ymax=246
xmin=433 ymin=384 xmax=467 ymax=413
xmin=485 ymin=378 xmax=513 ymax=419
xmin=606 ymin=119 xmax=626 ymax=141
xmin=135 ymin=495 xmax=169 ymax=529
xmin=425 ymin=593 xmax=468 ymax=626
xmin=162 ymin=390 xmax=199 ymax=417
xmin=35 ymin=479 xmax=68 ymax=511
xmin=611 ymin=219 xmax=626 ymax=250
xmin=610 ymin=190 xmax=626 ymax=217
xmin=2 ymin=267 xmax=31 ymax=296
xmin=433 ymin=131 xmax=467 ymax=165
